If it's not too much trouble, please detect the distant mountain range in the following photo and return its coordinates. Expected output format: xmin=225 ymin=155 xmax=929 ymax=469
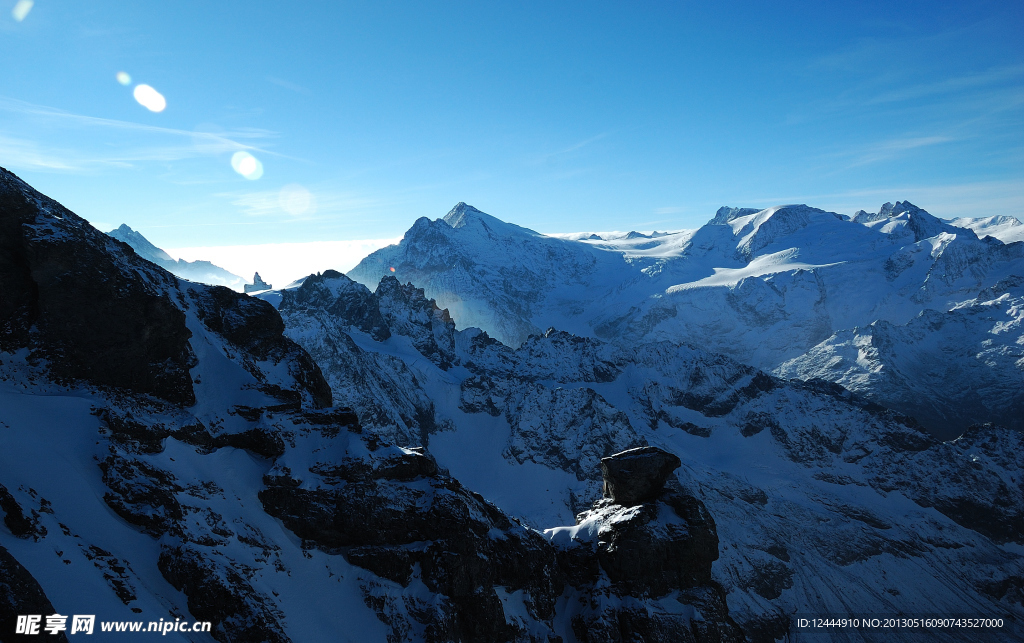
xmin=347 ymin=202 xmax=1024 ymax=438
xmin=107 ymin=223 xmax=250 ymax=291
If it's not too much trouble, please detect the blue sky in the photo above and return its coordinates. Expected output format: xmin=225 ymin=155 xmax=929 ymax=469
xmin=1 ymin=0 xmax=1022 ymax=278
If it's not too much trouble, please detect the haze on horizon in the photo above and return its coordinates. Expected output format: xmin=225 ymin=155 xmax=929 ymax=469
xmin=1 ymin=0 xmax=1022 ymax=287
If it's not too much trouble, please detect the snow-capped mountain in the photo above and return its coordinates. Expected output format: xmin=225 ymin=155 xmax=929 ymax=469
xmin=948 ymin=215 xmax=1024 ymax=245
xmin=1 ymin=170 xmax=748 ymax=641
xmin=777 ymin=275 xmax=1024 ymax=438
xmin=108 ymin=224 xmax=249 ymax=291
xmin=264 ymin=268 xmax=1024 ymax=642
xmin=348 ymin=201 xmax=1024 ymax=437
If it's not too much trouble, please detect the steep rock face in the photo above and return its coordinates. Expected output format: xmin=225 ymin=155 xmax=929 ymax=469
xmin=0 ymin=168 xmax=196 ymax=405
xmin=375 ymin=276 xmax=457 ymax=370
xmin=0 ymin=170 xmax=370 ymax=642
xmin=280 ymin=270 xmax=391 ymax=341
xmin=260 ymin=425 xmax=565 ymax=643
xmin=546 ymin=447 xmax=742 ymax=642
xmin=777 ymin=275 xmax=1024 ymax=438
xmin=275 ymin=271 xmax=446 ymax=446
xmin=158 ymin=545 xmax=289 ymax=643
xmin=192 ymin=285 xmax=332 ymax=409
xmin=0 ymin=546 xmax=68 ymax=643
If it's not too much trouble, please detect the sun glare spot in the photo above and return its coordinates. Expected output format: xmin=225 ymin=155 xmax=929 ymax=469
xmin=278 ymin=184 xmax=314 ymax=216
xmin=231 ymin=151 xmax=264 ymax=180
xmin=133 ymin=84 xmax=167 ymax=112
xmin=389 ymin=267 xmax=396 ymax=272
xmin=116 ymin=71 xmax=132 ymax=86
xmin=11 ymin=0 xmax=33 ymax=22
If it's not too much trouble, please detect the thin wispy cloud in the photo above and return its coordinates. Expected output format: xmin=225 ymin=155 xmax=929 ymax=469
xmin=864 ymin=64 xmax=1024 ymax=106
xmin=0 ymin=96 xmax=290 ymax=173
xmin=266 ymin=76 xmax=312 ymax=95
xmin=529 ymin=133 xmax=608 ymax=165
xmin=220 ymin=185 xmax=399 ymax=222
xmin=843 ymin=135 xmax=955 ymax=168
xmin=0 ymin=134 xmax=96 ymax=171
xmin=0 ymin=97 xmax=275 ymax=147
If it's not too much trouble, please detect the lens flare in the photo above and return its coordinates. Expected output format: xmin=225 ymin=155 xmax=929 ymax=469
xmin=116 ymin=71 xmax=131 ymax=86
xmin=278 ymin=184 xmax=313 ymax=216
xmin=389 ymin=267 xmax=396 ymax=272
xmin=231 ymin=151 xmax=264 ymax=180
xmin=133 ymin=84 xmax=166 ymax=112
xmin=11 ymin=0 xmax=33 ymax=22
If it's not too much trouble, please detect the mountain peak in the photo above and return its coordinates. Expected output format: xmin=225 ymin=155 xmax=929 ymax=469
xmin=438 ymin=202 xmax=541 ymax=237
xmin=108 ymin=223 xmax=175 ymax=263
xmin=710 ymin=206 xmax=761 ymax=225
xmin=442 ymin=202 xmax=487 ymax=228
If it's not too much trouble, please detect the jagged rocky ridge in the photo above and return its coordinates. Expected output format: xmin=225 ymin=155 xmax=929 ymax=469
xmin=0 ymin=169 xmax=746 ymax=641
xmin=347 ymin=201 xmax=1024 ymax=438
xmin=263 ymin=267 xmax=1024 ymax=642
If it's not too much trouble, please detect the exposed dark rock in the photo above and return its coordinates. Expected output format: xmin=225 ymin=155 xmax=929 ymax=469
xmin=158 ymin=545 xmax=288 ymax=643
xmin=375 ymin=276 xmax=457 ymax=370
xmin=260 ymin=438 xmax=562 ymax=643
xmin=191 ymin=285 xmax=332 ymax=409
xmin=459 ymin=374 xmax=503 ymax=416
xmin=0 ymin=545 xmax=69 ymax=642
xmin=0 ymin=483 xmax=38 ymax=538
xmin=99 ymin=455 xmax=183 ymax=537
xmin=552 ymin=486 xmax=742 ymax=642
xmin=0 ymin=168 xmax=196 ymax=404
xmin=601 ymin=446 xmax=682 ymax=506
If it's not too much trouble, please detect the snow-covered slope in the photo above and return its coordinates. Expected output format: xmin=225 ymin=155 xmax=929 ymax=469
xmin=271 ymin=269 xmax=1024 ymax=642
xmin=948 ymin=215 xmax=1024 ymax=245
xmin=108 ymin=224 xmax=250 ymax=291
xmin=777 ymin=275 xmax=1024 ymax=439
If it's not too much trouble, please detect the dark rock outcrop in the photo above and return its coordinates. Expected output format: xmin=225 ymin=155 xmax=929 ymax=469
xmin=0 ymin=167 xmax=330 ymax=409
xmin=0 ymin=545 xmax=69 ymax=642
xmin=260 ymin=431 xmax=563 ymax=643
xmin=192 ymin=285 xmax=331 ymax=409
xmin=0 ymin=484 xmax=40 ymax=538
xmin=601 ymin=446 xmax=682 ymax=506
xmin=547 ymin=453 xmax=743 ymax=642
xmin=158 ymin=545 xmax=288 ymax=643
xmin=0 ymin=168 xmax=196 ymax=405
